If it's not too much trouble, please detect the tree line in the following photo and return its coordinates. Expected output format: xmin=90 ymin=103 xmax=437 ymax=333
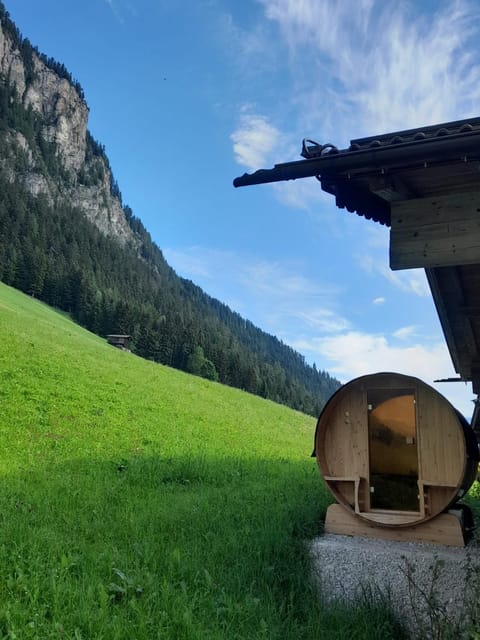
xmin=0 ymin=173 xmax=339 ymax=415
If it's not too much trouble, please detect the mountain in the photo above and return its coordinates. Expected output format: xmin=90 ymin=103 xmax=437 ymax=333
xmin=0 ymin=2 xmax=340 ymax=416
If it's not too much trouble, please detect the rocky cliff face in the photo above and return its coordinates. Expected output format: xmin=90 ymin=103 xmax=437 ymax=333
xmin=23 ymin=57 xmax=88 ymax=172
xmin=0 ymin=17 xmax=136 ymax=245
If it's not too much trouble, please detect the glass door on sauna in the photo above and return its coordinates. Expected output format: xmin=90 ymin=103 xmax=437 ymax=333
xmin=367 ymin=389 xmax=419 ymax=512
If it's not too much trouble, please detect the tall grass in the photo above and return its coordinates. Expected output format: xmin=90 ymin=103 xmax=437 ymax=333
xmin=0 ymin=283 xmax=404 ymax=639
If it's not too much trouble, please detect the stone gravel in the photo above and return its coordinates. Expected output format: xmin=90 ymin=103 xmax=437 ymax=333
xmin=309 ymin=533 xmax=480 ymax=639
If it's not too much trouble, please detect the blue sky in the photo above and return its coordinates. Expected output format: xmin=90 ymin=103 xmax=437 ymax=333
xmin=10 ymin=0 xmax=480 ymax=416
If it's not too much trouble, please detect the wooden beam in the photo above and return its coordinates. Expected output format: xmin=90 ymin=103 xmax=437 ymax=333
xmin=459 ymin=305 xmax=480 ymax=317
xmin=426 ymin=267 xmax=479 ymax=381
xmin=368 ymin=175 xmax=416 ymax=202
xmin=324 ymin=504 xmax=466 ymax=546
xmin=472 ymin=367 xmax=480 ymax=395
xmin=390 ymin=191 xmax=480 ymax=270
xmin=471 ymin=398 xmax=480 ymax=438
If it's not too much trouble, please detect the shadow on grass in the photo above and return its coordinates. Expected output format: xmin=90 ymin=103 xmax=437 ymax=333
xmin=0 ymin=454 xmax=406 ymax=640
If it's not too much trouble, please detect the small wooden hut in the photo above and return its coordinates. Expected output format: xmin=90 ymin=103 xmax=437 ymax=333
xmin=314 ymin=372 xmax=478 ymax=530
xmin=107 ymin=334 xmax=131 ymax=351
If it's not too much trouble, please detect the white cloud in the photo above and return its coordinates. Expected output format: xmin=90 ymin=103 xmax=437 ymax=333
xmin=219 ymin=12 xmax=278 ymax=73
xmin=271 ymin=179 xmax=327 ymax=210
xmin=231 ymin=112 xmax=330 ymax=209
xmin=393 ymin=325 xmax=418 ymax=340
xmin=232 ymin=2 xmax=480 ymax=211
xmin=297 ymin=330 xmax=473 ymax=416
xmin=291 ymin=331 xmax=447 ymax=379
xmin=258 ymin=0 xmax=480 ymax=139
xmin=291 ymin=308 xmax=350 ymax=333
xmin=358 ymin=253 xmax=430 ymax=297
xmin=380 ymin=266 xmax=430 ymax=297
xmin=364 ymin=225 xmax=389 ymax=250
xmin=231 ymin=112 xmax=285 ymax=170
xmin=372 ymin=297 xmax=385 ymax=305
xmin=241 ymin=259 xmax=336 ymax=298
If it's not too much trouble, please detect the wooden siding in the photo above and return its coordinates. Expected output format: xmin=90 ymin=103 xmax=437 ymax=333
xmin=390 ymin=192 xmax=480 ymax=270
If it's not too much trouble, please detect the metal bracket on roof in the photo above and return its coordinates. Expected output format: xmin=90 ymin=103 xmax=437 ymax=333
xmin=301 ymin=139 xmax=338 ymax=159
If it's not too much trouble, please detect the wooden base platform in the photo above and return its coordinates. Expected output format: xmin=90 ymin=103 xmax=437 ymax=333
xmin=325 ymin=504 xmax=467 ymax=547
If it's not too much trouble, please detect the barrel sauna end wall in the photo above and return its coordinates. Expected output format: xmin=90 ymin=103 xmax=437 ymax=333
xmin=314 ymin=372 xmax=479 ymax=543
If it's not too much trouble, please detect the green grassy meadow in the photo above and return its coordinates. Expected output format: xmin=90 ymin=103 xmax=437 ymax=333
xmin=0 ymin=282 xmax=406 ymax=639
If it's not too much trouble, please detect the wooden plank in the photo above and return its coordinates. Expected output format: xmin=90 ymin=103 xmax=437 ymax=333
xmin=323 ymin=387 xmax=368 ymax=483
xmin=325 ymin=504 xmax=465 ymax=547
xmin=391 ymin=234 xmax=480 ymax=269
xmin=426 ymin=267 xmax=478 ymax=380
xmin=392 ymin=192 xmax=480 ymax=225
xmin=416 ymin=384 xmax=464 ymax=488
xmin=319 ymin=384 xmax=369 ymax=513
xmin=360 ymin=511 xmax=420 ymax=525
xmin=390 ymin=191 xmax=480 ymax=269
xmin=368 ymin=175 xmax=416 ymax=201
xmin=426 ymin=487 xmax=458 ymax=518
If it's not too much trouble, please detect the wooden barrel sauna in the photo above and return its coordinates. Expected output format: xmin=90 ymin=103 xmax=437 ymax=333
xmin=314 ymin=372 xmax=479 ymax=528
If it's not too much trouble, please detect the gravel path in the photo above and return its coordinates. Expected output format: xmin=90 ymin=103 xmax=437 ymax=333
xmin=310 ymin=533 xmax=480 ymax=639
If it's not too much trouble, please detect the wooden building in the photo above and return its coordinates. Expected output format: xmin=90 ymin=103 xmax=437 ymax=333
xmin=107 ymin=334 xmax=131 ymax=351
xmin=315 ymin=372 xmax=477 ymax=529
xmin=234 ymin=117 xmax=480 ymax=544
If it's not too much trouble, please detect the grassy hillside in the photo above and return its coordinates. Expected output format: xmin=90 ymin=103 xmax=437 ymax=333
xmin=0 ymin=282 xmax=403 ymax=639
